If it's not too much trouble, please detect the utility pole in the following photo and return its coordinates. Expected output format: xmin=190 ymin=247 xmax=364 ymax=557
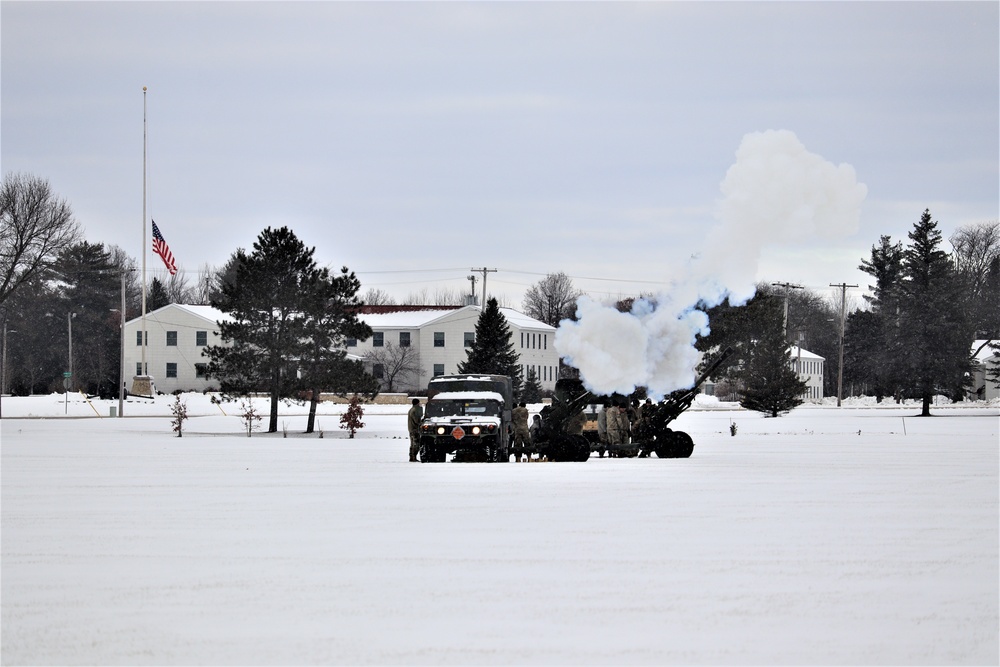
xmin=471 ymin=267 xmax=496 ymax=309
xmin=830 ymin=282 xmax=857 ymax=407
xmin=119 ymin=272 xmax=126 ymax=417
xmin=771 ymin=281 xmax=803 ymax=338
xmin=467 ymin=274 xmax=477 ymax=306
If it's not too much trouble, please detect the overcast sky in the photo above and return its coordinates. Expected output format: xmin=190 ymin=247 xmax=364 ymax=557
xmin=2 ymin=1 xmax=997 ymax=309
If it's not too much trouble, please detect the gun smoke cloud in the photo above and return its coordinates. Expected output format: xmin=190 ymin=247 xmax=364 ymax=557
xmin=555 ymin=129 xmax=868 ymax=399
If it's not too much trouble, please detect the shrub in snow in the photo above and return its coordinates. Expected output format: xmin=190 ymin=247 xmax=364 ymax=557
xmin=239 ymin=399 xmax=262 ymax=437
xmin=170 ymin=396 xmax=188 ymax=437
xmin=339 ymin=396 xmax=365 ymax=438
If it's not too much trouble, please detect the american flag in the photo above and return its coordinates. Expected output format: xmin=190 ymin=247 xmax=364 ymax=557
xmin=151 ymin=220 xmax=177 ymax=275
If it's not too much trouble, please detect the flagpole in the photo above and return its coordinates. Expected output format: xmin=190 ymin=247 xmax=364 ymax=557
xmin=141 ymin=86 xmax=147 ymax=379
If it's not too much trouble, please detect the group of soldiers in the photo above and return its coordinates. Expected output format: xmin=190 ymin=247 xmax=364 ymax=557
xmin=511 ymin=402 xmax=544 ymax=461
xmin=406 ymin=394 xmax=657 ymax=462
xmin=595 ymin=398 xmax=654 ymax=454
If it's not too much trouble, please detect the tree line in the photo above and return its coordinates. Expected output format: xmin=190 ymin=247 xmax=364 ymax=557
xmin=2 ymin=173 xmax=997 ymax=419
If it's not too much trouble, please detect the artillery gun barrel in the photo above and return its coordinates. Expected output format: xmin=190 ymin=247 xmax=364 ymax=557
xmin=658 ymin=346 xmax=735 ymax=416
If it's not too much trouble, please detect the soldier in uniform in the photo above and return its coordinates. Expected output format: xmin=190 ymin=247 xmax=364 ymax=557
xmin=407 ymin=398 xmax=423 ymax=462
xmin=511 ymin=401 xmax=531 ymax=461
xmin=528 ymin=414 xmax=542 ymax=444
xmin=566 ymin=407 xmax=587 ymax=436
xmin=606 ymin=401 xmax=623 ymax=450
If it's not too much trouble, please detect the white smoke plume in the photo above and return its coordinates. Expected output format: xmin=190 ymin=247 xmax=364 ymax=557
xmin=555 ymin=129 xmax=867 ymax=399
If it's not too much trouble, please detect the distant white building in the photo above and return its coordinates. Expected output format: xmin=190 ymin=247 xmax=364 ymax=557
xmin=124 ymin=303 xmax=559 ymax=395
xmin=790 ymin=345 xmax=825 ymax=401
xmin=350 ymin=305 xmax=559 ymax=394
xmin=970 ymin=340 xmax=999 ymax=401
xmin=124 ymin=304 xmax=230 ymax=394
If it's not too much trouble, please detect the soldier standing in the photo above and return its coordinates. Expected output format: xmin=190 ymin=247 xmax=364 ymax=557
xmin=407 ymin=398 xmax=423 ymax=462
xmin=529 ymin=414 xmax=542 ymax=444
xmin=512 ymin=402 xmax=531 ymax=461
xmin=566 ymin=407 xmax=586 ymax=436
xmin=606 ymin=401 xmax=622 ymax=449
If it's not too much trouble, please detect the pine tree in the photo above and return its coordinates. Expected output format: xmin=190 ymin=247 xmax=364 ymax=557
xmin=857 ymin=235 xmax=906 ymax=401
xmin=147 ymin=277 xmax=169 ymax=311
xmin=896 ymin=210 xmax=975 ymax=415
xmin=521 ymin=366 xmax=542 ymax=403
xmin=299 ymin=267 xmax=378 ymax=433
xmin=457 ymin=297 xmax=523 ymax=394
xmin=739 ymin=299 xmax=807 ymax=417
xmin=207 ymin=227 xmax=325 ymax=433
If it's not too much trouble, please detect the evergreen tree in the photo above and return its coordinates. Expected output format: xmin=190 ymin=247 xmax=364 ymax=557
xmin=457 ymin=297 xmax=522 ymax=394
xmin=843 ymin=309 xmax=889 ymax=399
xmin=55 ymin=241 xmax=121 ymax=397
xmin=521 ymin=366 xmax=542 ymax=403
xmin=857 ymin=234 xmax=906 ymax=401
xmin=897 ymin=210 xmax=974 ymax=415
xmin=147 ymin=277 xmax=169 ymax=311
xmin=298 ymin=266 xmax=378 ymax=433
xmin=738 ymin=298 xmax=807 ymax=417
xmin=206 ymin=227 xmax=325 ymax=433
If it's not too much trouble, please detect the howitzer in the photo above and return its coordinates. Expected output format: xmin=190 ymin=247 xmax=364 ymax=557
xmin=531 ymin=379 xmax=596 ymax=462
xmin=637 ymin=346 xmax=735 ymax=458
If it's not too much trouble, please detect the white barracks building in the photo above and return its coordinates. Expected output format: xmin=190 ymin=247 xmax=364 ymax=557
xmin=124 ymin=304 xmax=559 ymax=395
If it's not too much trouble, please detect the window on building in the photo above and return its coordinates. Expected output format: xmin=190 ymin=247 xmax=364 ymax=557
xmin=543 ymin=334 xmax=547 ymax=350
xmin=464 ymin=332 xmax=474 ymax=348
xmin=373 ymin=332 xmax=384 ymax=347
xmin=195 ymin=363 xmax=207 ymax=378
xmin=373 ymin=364 xmax=384 ymax=380
xmin=434 ymin=332 xmax=445 ymax=348
xmin=520 ymin=332 xmax=524 ymax=347
xmin=166 ymin=331 xmax=177 ymax=346
xmin=135 ymin=363 xmax=146 ymax=376
xmin=346 ymin=338 xmax=357 ymax=347
xmin=399 ymin=332 xmax=410 ymax=347
xmin=196 ymin=331 xmax=208 ymax=346
xmin=135 ymin=331 xmax=146 ymax=346
xmin=433 ymin=363 xmax=445 ymax=377
xmin=166 ymin=363 xmax=177 ymax=378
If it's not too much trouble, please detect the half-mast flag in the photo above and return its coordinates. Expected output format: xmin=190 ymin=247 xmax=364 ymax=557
xmin=151 ymin=220 xmax=177 ymax=275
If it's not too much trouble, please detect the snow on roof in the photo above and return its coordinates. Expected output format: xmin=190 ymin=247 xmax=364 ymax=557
xmin=171 ymin=304 xmax=232 ymax=323
xmin=789 ymin=346 xmax=824 ymax=360
xmin=359 ymin=305 xmax=554 ymax=331
xmin=126 ymin=303 xmax=231 ymax=326
xmin=429 ymin=391 xmax=505 ymax=403
xmin=126 ymin=303 xmax=553 ymax=331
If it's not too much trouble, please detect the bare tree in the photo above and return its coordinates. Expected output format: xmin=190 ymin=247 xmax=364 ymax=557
xmin=364 ymin=341 xmax=421 ymax=393
xmin=950 ymin=220 xmax=1000 ymax=339
xmin=0 ymin=173 xmax=81 ymax=306
xmin=522 ymin=272 xmax=583 ymax=327
xmin=164 ymin=268 xmax=192 ymax=304
xmin=194 ymin=263 xmax=213 ymax=305
xmin=950 ymin=220 xmax=999 ymax=290
xmin=361 ymin=287 xmax=395 ymax=306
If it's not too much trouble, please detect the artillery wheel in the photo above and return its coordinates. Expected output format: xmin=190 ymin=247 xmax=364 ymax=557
xmin=673 ymin=431 xmax=695 ymax=458
xmin=653 ymin=430 xmax=679 ymax=458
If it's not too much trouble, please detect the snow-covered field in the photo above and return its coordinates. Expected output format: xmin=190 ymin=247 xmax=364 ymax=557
xmin=2 ymin=393 xmax=998 ymax=665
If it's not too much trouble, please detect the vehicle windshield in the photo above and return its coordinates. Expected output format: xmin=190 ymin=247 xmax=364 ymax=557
xmin=425 ymin=399 xmax=501 ymax=418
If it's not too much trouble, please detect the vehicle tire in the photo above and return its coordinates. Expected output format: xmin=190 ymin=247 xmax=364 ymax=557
xmin=419 ymin=442 xmax=437 ymax=463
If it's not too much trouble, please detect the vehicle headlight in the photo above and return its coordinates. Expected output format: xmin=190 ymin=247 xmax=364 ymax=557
xmin=472 ymin=425 xmax=481 ymax=435
xmin=436 ymin=426 xmax=446 ymax=435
